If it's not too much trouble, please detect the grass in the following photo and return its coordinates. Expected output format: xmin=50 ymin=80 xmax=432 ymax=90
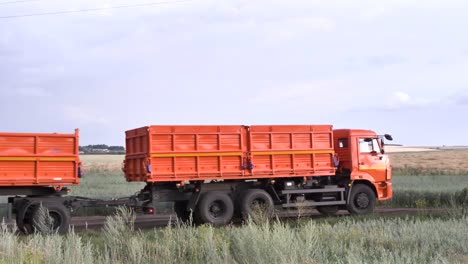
xmin=72 ymin=155 xmax=143 ymax=199
xmin=385 ymin=175 xmax=468 ymax=208
xmin=71 ymin=171 xmax=143 ymax=199
xmin=1 ymin=209 xmax=467 ymax=263
xmin=1 ymin=154 xmax=468 ymax=263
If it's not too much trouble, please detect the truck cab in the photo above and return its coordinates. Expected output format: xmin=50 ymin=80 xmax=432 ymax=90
xmin=333 ymin=129 xmax=393 ymax=201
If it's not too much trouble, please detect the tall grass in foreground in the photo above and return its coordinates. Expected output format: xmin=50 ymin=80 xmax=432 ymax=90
xmin=1 ymin=208 xmax=467 ymax=264
xmin=381 ymin=188 xmax=468 ymax=209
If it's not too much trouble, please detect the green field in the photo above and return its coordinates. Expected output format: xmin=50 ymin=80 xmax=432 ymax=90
xmin=1 ymin=154 xmax=467 ymax=263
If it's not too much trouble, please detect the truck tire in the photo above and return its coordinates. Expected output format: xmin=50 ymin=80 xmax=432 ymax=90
xmin=196 ymin=192 xmax=234 ymax=226
xmin=30 ymin=202 xmax=71 ymax=234
xmin=239 ymin=189 xmax=274 ymax=220
xmin=174 ymin=201 xmax=191 ymax=223
xmin=316 ymin=206 xmax=339 ymax=216
xmin=346 ymin=184 xmax=376 ymax=215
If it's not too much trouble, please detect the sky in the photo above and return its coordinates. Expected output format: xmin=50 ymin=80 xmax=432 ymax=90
xmin=1 ymin=0 xmax=467 ymax=146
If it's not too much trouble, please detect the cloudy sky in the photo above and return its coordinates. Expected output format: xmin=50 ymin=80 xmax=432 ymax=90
xmin=1 ymin=0 xmax=467 ymax=146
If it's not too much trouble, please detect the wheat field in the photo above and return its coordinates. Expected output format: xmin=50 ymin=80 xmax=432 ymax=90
xmin=389 ymin=149 xmax=468 ymax=175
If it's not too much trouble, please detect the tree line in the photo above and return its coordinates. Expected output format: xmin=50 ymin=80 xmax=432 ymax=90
xmin=79 ymin=144 xmax=125 ymax=154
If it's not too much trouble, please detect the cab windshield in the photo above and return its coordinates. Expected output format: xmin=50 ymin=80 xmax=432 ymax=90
xmin=359 ymin=138 xmax=381 ymax=154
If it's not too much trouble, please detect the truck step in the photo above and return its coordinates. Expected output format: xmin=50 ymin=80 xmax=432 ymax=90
xmin=282 ymin=200 xmax=346 ymax=208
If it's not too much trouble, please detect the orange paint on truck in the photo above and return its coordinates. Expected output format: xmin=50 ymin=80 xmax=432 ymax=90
xmin=334 ymin=129 xmax=392 ymax=200
xmin=124 ymin=125 xmax=335 ymax=182
xmin=124 ymin=125 xmax=392 ymax=201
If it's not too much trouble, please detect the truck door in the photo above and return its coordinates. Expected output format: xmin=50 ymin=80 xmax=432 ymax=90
xmin=358 ymin=138 xmax=387 ymax=182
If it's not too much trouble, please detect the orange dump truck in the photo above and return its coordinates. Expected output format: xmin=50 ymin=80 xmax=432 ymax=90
xmin=0 ymin=125 xmax=393 ymax=233
xmin=123 ymin=125 xmax=393 ymax=225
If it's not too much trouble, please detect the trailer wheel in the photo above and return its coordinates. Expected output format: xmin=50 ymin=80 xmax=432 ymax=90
xmin=196 ymin=192 xmax=234 ymax=226
xmin=174 ymin=201 xmax=191 ymax=223
xmin=239 ymin=189 xmax=274 ymax=220
xmin=316 ymin=206 xmax=339 ymax=216
xmin=30 ymin=202 xmax=71 ymax=233
xmin=347 ymin=184 xmax=376 ymax=215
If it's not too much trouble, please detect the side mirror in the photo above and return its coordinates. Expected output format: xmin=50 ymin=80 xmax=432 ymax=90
xmin=384 ymin=134 xmax=393 ymax=141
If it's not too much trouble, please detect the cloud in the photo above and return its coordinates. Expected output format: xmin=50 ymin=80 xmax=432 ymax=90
xmin=349 ymin=91 xmax=444 ymax=113
xmin=249 ymin=80 xmax=353 ymax=110
xmin=16 ymin=87 xmax=50 ymax=97
xmin=62 ymin=105 xmax=109 ymax=125
xmin=379 ymin=92 xmax=442 ymax=111
xmin=395 ymin=92 xmax=410 ymax=103
xmin=270 ymin=17 xmax=336 ymax=38
xmin=359 ymin=6 xmax=392 ymax=21
xmin=367 ymin=56 xmax=405 ymax=67
xmin=453 ymin=94 xmax=468 ymax=106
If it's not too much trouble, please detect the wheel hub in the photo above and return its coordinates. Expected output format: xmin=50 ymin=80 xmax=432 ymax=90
xmin=356 ymin=193 xmax=370 ymax=208
xmin=209 ymin=202 xmax=224 ymax=217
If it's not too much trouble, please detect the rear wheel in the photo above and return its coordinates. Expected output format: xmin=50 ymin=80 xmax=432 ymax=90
xmin=196 ymin=192 xmax=234 ymax=226
xmin=30 ymin=202 xmax=71 ymax=233
xmin=346 ymin=184 xmax=376 ymax=215
xmin=316 ymin=205 xmax=339 ymax=216
xmin=239 ymin=189 xmax=274 ymax=220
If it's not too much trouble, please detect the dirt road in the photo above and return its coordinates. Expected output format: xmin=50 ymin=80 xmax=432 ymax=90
xmin=69 ymin=207 xmax=450 ymax=231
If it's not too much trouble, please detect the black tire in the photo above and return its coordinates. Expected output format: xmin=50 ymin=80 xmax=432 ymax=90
xmin=316 ymin=206 xmax=339 ymax=216
xmin=346 ymin=184 xmax=376 ymax=215
xmin=30 ymin=202 xmax=71 ymax=233
xmin=174 ymin=201 xmax=191 ymax=223
xmin=16 ymin=208 xmax=28 ymax=234
xmin=239 ymin=189 xmax=274 ymax=220
xmin=196 ymin=192 xmax=234 ymax=226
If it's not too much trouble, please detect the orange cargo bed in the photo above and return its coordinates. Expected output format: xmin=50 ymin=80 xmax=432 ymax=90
xmin=0 ymin=130 xmax=81 ymax=188
xmin=124 ymin=125 xmax=336 ymax=182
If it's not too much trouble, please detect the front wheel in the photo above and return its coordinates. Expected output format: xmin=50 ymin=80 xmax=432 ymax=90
xmin=346 ymin=184 xmax=376 ymax=215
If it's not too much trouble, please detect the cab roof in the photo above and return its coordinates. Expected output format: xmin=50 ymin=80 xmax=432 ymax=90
xmin=333 ymin=129 xmax=377 ymax=137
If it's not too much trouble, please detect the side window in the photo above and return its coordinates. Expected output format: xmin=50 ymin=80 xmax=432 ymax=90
xmin=338 ymin=138 xmax=348 ymax=148
xmin=359 ymin=138 xmax=373 ymax=153
xmin=359 ymin=138 xmax=381 ymax=153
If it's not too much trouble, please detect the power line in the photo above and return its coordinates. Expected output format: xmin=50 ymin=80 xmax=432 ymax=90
xmin=0 ymin=0 xmax=192 ymax=19
xmin=0 ymin=0 xmax=40 ymax=5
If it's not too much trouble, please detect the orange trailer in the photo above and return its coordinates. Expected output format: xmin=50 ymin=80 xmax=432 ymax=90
xmin=0 ymin=130 xmax=83 ymax=234
xmin=0 ymin=129 xmax=81 ymax=189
